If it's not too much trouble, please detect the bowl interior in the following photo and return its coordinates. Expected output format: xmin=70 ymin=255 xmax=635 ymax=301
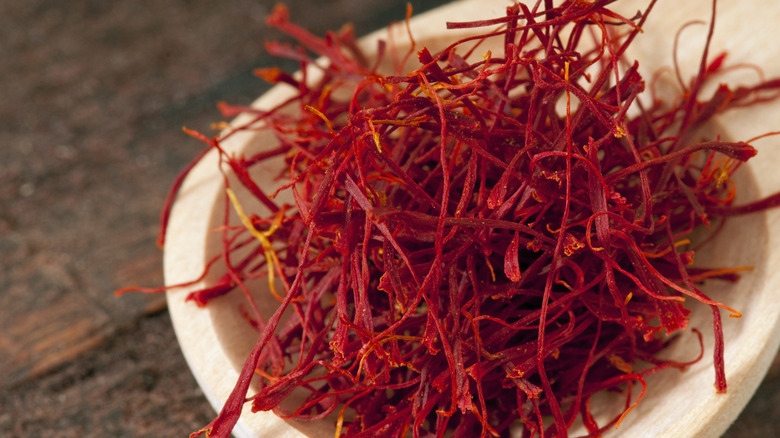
xmin=166 ymin=1 xmax=780 ymax=436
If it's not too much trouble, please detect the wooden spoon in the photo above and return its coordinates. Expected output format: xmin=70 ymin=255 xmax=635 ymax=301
xmin=164 ymin=1 xmax=780 ymax=436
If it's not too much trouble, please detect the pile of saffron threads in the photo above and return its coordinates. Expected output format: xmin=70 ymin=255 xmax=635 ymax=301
xmin=143 ymin=1 xmax=780 ymax=437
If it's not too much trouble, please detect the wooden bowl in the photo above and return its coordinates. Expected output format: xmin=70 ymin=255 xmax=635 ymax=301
xmin=164 ymin=0 xmax=780 ymax=436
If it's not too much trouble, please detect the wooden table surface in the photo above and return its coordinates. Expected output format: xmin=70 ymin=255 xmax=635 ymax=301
xmin=2 ymin=0 xmax=779 ymax=436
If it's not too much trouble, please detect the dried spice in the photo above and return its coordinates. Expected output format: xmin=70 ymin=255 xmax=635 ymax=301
xmin=123 ymin=1 xmax=780 ymax=437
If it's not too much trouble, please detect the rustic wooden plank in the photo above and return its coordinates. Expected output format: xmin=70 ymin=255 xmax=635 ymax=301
xmin=0 ymin=311 xmax=214 ymax=437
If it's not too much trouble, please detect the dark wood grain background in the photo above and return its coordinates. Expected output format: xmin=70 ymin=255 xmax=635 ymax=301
xmin=2 ymin=0 xmax=778 ymax=436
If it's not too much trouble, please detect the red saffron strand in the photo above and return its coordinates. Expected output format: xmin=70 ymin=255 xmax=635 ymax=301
xmin=121 ymin=2 xmax=780 ymax=437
